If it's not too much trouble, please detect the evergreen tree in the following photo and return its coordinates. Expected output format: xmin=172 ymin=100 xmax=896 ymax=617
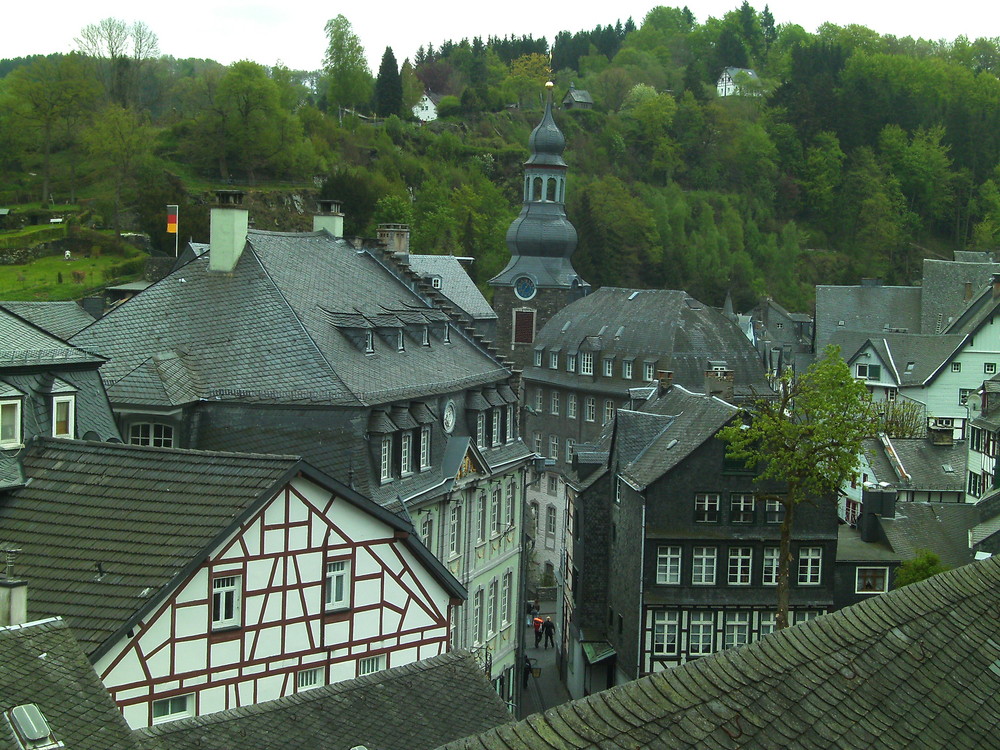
xmin=373 ymin=47 xmax=403 ymax=118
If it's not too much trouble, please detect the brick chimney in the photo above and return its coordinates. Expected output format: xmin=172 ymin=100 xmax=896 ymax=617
xmin=705 ymin=368 xmax=735 ymax=401
xmin=992 ymin=273 xmax=1000 ymax=299
xmin=657 ymin=370 xmax=674 ymax=393
xmin=313 ymin=199 xmax=344 ymax=237
xmin=209 ymin=190 xmax=249 ymax=273
xmin=377 ymin=223 xmax=410 ymax=263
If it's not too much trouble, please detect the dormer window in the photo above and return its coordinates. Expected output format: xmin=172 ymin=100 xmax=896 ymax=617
xmin=534 ymin=350 xmax=543 ymax=367
xmin=580 ymin=352 xmax=593 ymax=375
xmin=0 ymin=400 xmax=22 ymax=448
xmin=397 ymin=330 xmax=405 ymax=352
xmin=365 ymin=330 xmax=375 ymax=354
xmin=431 ymin=276 xmax=442 ymax=289
xmin=422 ymin=326 xmax=430 ymax=346
xmin=52 ymin=395 xmax=75 ymax=438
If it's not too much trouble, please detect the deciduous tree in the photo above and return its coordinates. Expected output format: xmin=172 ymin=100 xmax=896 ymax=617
xmin=720 ymin=346 xmax=878 ymax=629
xmin=323 ymin=15 xmax=372 ymax=111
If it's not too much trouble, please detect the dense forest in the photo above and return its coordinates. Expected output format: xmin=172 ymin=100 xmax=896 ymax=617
xmin=3 ymin=6 xmax=1000 ymax=312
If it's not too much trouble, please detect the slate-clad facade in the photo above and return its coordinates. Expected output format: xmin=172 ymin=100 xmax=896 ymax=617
xmin=69 ymin=206 xmax=533 ymax=708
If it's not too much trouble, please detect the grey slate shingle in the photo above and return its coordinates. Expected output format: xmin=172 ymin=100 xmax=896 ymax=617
xmin=135 ymin=650 xmax=512 ymax=750
xmin=438 ymin=555 xmax=1000 ymax=749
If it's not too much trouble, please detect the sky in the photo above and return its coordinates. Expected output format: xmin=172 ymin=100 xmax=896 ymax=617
xmin=3 ymin=1 xmax=998 ymax=74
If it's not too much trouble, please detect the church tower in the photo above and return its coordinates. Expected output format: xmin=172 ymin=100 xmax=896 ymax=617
xmin=490 ymin=82 xmax=590 ymax=370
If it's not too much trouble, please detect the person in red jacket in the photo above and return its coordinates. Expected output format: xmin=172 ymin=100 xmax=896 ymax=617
xmin=532 ymin=615 xmax=544 ymax=647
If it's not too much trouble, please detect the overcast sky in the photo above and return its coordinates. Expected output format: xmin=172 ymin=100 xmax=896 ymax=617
xmin=5 ymin=1 xmax=998 ymax=73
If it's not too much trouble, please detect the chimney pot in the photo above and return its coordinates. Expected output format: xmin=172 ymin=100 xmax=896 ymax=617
xmin=377 ymin=223 xmax=410 ymax=262
xmin=209 ymin=191 xmax=249 ymax=273
xmin=0 ymin=578 xmax=27 ymax=627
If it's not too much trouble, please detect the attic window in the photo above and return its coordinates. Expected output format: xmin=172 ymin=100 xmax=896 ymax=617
xmin=365 ymin=330 xmax=375 ymax=354
xmin=431 ymin=276 xmax=442 ymax=289
xmin=397 ymin=331 xmax=405 ymax=352
xmin=942 ymin=464 xmax=954 ymax=474
xmin=52 ymin=395 xmax=75 ymax=439
xmin=422 ymin=327 xmax=430 ymax=346
xmin=905 ymin=361 xmax=915 ymax=372
xmin=838 ymin=320 xmax=845 ymax=327
xmin=0 ymin=399 xmax=22 ymax=447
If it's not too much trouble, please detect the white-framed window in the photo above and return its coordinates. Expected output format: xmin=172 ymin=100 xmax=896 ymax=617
xmin=534 ymin=389 xmax=544 ymax=411
xmin=567 ymin=393 xmax=577 ymax=419
xmin=548 ymin=434 xmax=558 ymax=460
xmin=501 ymin=571 xmax=512 ymax=626
xmin=476 ymin=493 xmax=487 ymax=542
xmin=422 ymin=326 xmax=430 ymax=346
xmin=580 ymin=352 xmax=594 ymax=375
xmin=325 ymin=559 xmax=350 ymax=610
xmin=546 ymin=505 xmax=557 ymax=537
xmin=420 ymin=515 xmax=433 ymax=549
xmin=492 ymin=408 xmax=501 ymax=446
xmin=886 ymin=388 xmax=897 ymax=402
xmin=211 ymin=575 xmax=241 ymax=630
xmin=487 ymin=579 xmax=498 ymax=635
xmin=652 ymin=610 xmax=679 ymax=655
xmin=615 ymin=475 xmax=622 ymax=504
xmin=505 ymin=482 xmax=515 ymax=528
xmin=656 ymin=546 xmax=681 ymax=585
xmin=151 ymin=694 xmax=192 ymax=724
xmin=692 ymin=546 xmax=716 ymax=585
xmin=566 ymin=354 xmax=577 ymax=372
xmin=506 ymin=404 xmax=515 ymax=441
xmin=380 ymin=435 xmax=392 ymax=482
xmin=443 ymin=323 xmax=451 ymax=344
xmin=297 ymin=667 xmax=324 ymax=691
xmin=728 ymin=547 xmax=752 ymax=585
xmin=449 ymin=504 xmax=462 ymax=556
xmin=473 ymin=588 xmax=484 ymax=643
xmin=550 ymin=391 xmax=560 ymax=415
xmin=856 ymin=362 xmax=881 ymax=380
xmin=765 ymin=498 xmax=785 ymax=523
xmin=951 ymin=361 xmax=962 ymax=372
xmin=365 ymin=330 xmax=374 ymax=353
xmin=400 ymin=432 xmax=413 ymax=476
xmin=547 ymin=474 xmax=558 ymax=496
xmin=584 ymin=396 xmax=596 ymax=422
xmin=987 ymin=362 xmax=997 ymax=375
xmin=431 ymin=276 xmax=443 ymax=289
xmin=694 ymin=493 xmax=720 ymax=523
xmin=51 ymin=395 xmax=75 ymax=438
xmin=549 ymin=351 xmax=559 ymax=369
xmin=476 ymin=412 xmax=485 ymax=447
xmin=643 ymin=361 xmax=655 ymax=381
xmin=491 ymin=487 xmax=503 ymax=535
xmin=533 ymin=350 xmax=542 ymax=367
xmin=603 ymin=399 xmax=615 ymax=424
xmin=128 ymin=422 xmax=174 ymax=448
xmin=759 ymin=611 xmax=777 ymax=637
xmin=793 ymin=610 xmax=822 ymax=625
xmin=396 ymin=330 xmax=405 ymax=352
xmin=602 ymin=358 xmax=613 ymax=377
xmin=855 ymin=566 xmax=888 ymax=594
xmin=358 ymin=655 xmax=384 ymax=675
xmin=969 ymin=471 xmax=984 ymax=498
xmin=565 ymin=438 xmax=576 ymax=462
xmin=798 ymin=547 xmax=823 ymax=585
xmin=960 ymin=388 xmax=974 ymax=405
xmin=622 ymin=360 xmax=633 ymax=379
xmin=532 ymin=431 xmax=542 ymax=454
xmin=0 ymin=400 xmax=22 ymax=447
xmin=688 ymin=612 xmax=714 ymax=655
xmin=730 ymin=494 xmax=754 ymax=523
xmin=762 ymin=547 xmax=779 ymax=586
xmin=419 ymin=425 xmax=431 ymax=469
xmin=724 ymin=612 xmax=751 ymax=649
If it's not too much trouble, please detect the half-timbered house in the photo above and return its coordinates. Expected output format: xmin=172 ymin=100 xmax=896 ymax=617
xmin=0 ymin=438 xmax=463 ymax=728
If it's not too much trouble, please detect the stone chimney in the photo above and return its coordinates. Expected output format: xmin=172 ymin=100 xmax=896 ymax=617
xmin=0 ymin=544 xmax=26 ymax=627
xmin=377 ymin=223 xmax=410 ymax=263
xmin=209 ymin=190 xmax=249 ymax=273
xmin=313 ymin=199 xmax=344 ymax=237
xmin=705 ymin=368 xmax=735 ymax=401
xmin=657 ymin=370 xmax=674 ymax=393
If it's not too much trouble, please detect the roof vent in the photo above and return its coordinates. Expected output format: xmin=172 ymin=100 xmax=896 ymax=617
xmin=628 ymin=291 xmax=639 ymax=301
xmin=942 ymin=464 xmax=954 ymax=473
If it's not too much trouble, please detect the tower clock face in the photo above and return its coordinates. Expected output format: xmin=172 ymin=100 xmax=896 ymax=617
xmin=443 ymin=401 xmax=457 ymax=433
xmin=514 ymin=276 xmax=537 ymax=300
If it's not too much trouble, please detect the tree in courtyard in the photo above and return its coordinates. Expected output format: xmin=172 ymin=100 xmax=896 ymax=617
xmin=323 ymin=15 xmax=372 ymax=111
xmin=894 ymin=550 xmax=948 ymax=588
xmin=719 ymin=346 xmax=878 ymax=630
xmin=373 ymin=47 xmax=402 ymax=118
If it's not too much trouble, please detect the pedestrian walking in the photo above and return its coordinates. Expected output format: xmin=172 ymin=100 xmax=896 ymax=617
xmin=542 ymin=616 xmax=555 ymax=649
xmin=532 ymin=615 xmax=544 ymax=647
xmin=522 ymin=654 xmax=532 ymax=689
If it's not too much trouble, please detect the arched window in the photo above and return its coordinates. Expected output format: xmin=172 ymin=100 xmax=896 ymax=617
xmin=128 ymin=422 xmax=174 ymax=448
xmin=546 ymin=177 xmax=557 ymax=201
xmin=533 ymin=176 xmax=543 ymax=201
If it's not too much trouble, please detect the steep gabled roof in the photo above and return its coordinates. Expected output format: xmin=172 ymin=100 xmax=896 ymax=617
xmin=0 ymin=305 xmax=103 ymax=367
xmin=408 ymin=255 xmax=498 ymax=321
xmin=836 ymin=332 xmax=967 ymax=386
xmin=879 ymin=503 xmax=983 ymax=568
xmin=71 ymin=231 xmax=508 ymax=408
xmin=0 ymin=301 xmax=96 ymax=340
xmin=0 ymin=618 xmax=140 ymax=750
xmin=0 ymin=439 xmax=300 ymax=656
xmin=920 ymin=257 xmax=1000 ymax=334
xmin=438 ymin=555 xmax=1000 ymax=750
xmin=815 ymin=283 xmax=922 ymax=352
xmin=135 ymin=650 xmax=511 ymax=750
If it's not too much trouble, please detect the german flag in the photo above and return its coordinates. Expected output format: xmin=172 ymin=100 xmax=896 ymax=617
xmin=167 ymin=204 xmax=178 ymax=234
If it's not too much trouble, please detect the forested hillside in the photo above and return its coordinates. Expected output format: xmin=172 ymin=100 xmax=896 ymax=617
xmin=3 ymin=5 xmax=1000 ymax=312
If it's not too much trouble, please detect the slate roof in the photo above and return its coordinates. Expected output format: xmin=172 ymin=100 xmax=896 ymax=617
xmin=0 ymin=301 xmax=96 ymax=340
xmin=920 ymin=257 xmax=1000 ymax=334
xmin=815 ymin=283 xmax=922 ymax=352
xmin=439 ymin=555 xmax=1000 ymax=750
xmin=528 ymin=288 xmax=771 ymax=398
xmin=837 ymin=333 xmax=966 ymax=386
xmin=0 ymin=439 xmax=301 ymax=657
xmin=71 ymin=231 xmax=508 ymax=407
xmin=0 ymin=618 xmax=140 ymax=750
xmin=409 ymin=255 xmax=498 ymax=321
xmin=616 ymin=386 xmax=737 ymax=489
xmin=0 ymin=305 xmax=103 ymax=367
xmin=880 ymin=437 xmax=965 ymax=492
xmin=879 ymin=502 xmax=984 ymax=568
xmin=136 ymin=650 xmax=512 ymax=750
